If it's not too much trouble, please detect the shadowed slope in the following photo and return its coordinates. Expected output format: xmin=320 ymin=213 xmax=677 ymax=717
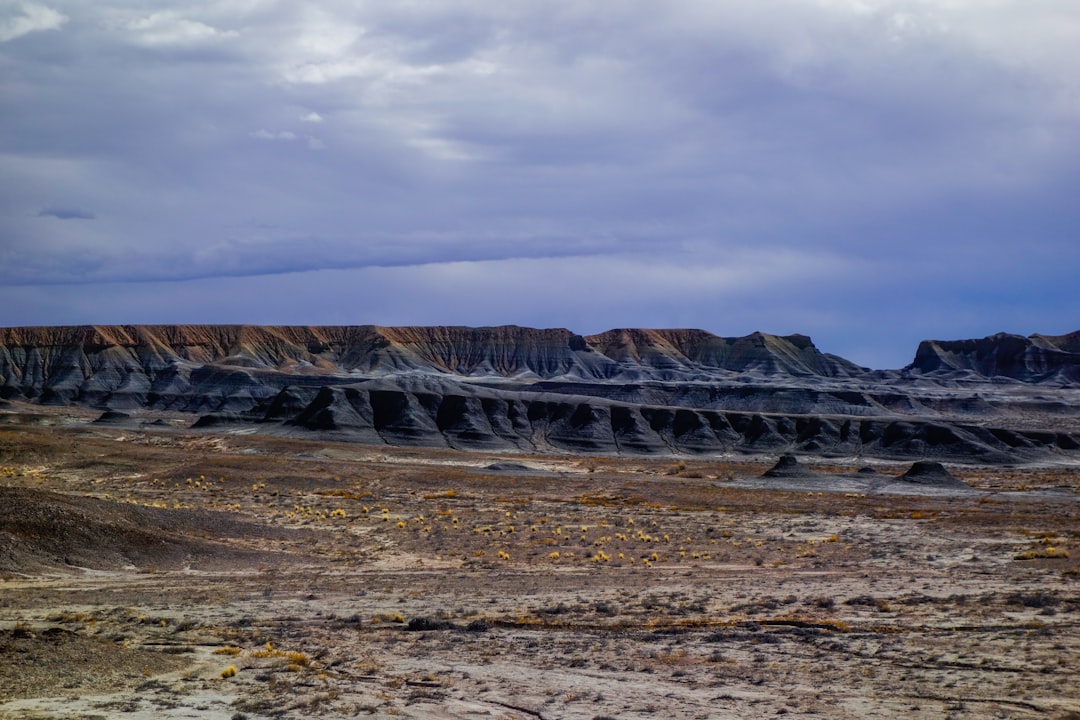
xmin=0 ymin=487 xmax=300 ymax=573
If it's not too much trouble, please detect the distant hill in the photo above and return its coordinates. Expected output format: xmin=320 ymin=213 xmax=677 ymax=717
xmin=0 ymin=324 xmax=864 ymax=403
xmin=2 ymin=324 xmax=1078 ymax=463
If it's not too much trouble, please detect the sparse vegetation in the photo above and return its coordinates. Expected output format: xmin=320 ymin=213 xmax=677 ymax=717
xmin=1015 ymin=547 xmax=1070 ymax=560
xmin=1 ymin=417 xmax=1078 ymax=718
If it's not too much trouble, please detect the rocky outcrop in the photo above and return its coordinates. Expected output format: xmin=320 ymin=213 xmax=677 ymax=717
xmin=898 ymin=461 xmax=968 ymax=488
xmin=909 ymin=331 xmax=1080 ymax=384
xmin=763 ymin=455 xmax=817 ymax=478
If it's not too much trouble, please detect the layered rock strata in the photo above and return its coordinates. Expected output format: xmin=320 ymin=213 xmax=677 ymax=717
xmin=3 ymin=325 xmax=1079 ymax=463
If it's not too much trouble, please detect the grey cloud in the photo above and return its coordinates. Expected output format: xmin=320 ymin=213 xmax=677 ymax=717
xmin=0 ymin=227 xmax=651 ymax=286
xmin=1 ymin=1 xmax=1079 ymax=365
xmin=38 ymin=207 xmax=94 ymax=220
xmin=0 ymin=2 xmax=67 ymax=42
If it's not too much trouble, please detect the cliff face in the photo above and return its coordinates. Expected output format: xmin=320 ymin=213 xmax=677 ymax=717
xmin=583 ymin=329 xmax=865 ymax=377
xmin=0 ymin=324 xmax=862 ymax=407
xmin=2 ymin=324 xmax=1079 ymax=463
xmin=256 ymin=383 xmax=1079 ymax=463
xmin=909 ymin=332 xmax=1080 ymax=384
xmin=372 ymin=326 xmax=603 ymax=377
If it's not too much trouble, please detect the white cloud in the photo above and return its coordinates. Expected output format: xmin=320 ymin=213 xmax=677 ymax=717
xmin=123 ymin=10 xmax=237 ymax=47
xmin=406 ymin=135 xmax=480 ymax=162
xmin=0 ymin=2 xmax=66 ymax=42
xmin=300 ymin=111 xmax=323 ymax=123
xmin=278 ymin=55 xmax=445 ymax=87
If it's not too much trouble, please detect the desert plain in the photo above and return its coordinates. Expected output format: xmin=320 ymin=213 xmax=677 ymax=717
xmin=1 ymin=404 xmax=1078 ymax=720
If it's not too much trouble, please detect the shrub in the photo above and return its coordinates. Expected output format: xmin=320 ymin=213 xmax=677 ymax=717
xmin=406 ymin=617 xmax=455 ymax=632
xmin=665 ymin=461 xmax=688 ymax=476
xmin=213 ymin=646 xmax=242 ymax=656
xmin=373 ymin=612 xmax=406 ymax=624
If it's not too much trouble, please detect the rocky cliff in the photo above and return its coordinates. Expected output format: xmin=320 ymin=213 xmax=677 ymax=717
xmin=2 ymin=325 xmax=1078 ymax=463
xmin=0 ymin=324 xmax=864 ymax=407
xmin=909 ymin=331 xmax=1080 ymax=384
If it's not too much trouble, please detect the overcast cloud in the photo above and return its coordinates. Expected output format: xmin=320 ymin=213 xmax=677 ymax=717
xmin=1 ymin=0 xmax=1078 ymax=368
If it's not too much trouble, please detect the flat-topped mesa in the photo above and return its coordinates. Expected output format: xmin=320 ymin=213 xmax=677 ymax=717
xmin=910 ymin=331 xmax=1080 ymax=384
xmin=0 ymin=324 xmax=608 ymax=407
xmin=0 ymin=325 xmax=366 ymax=407
xmin=1 ymin=324 xmax=320 ymax=359
xmin=4 ymin=324 xmax=1079 ymax=418
xmin=0 ymin=325 xmax=865 ymax=388
xmin=0 ymin=324 xmax=354 ymax=375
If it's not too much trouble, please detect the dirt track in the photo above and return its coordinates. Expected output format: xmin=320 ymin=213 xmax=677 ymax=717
xmin=1 ymin=412 xmax=1079 ymax=719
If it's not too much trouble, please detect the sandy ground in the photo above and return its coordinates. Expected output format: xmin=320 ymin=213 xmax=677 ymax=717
xmin=1 ymin=411 xmax=1079 ymax=719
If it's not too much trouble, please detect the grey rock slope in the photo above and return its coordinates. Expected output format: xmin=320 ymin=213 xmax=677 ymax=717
xmin=2 ymin=324 xmax=1079 ymax=464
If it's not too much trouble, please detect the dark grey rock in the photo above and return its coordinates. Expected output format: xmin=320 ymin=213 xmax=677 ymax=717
xmin=763 ymin=455 xmax=818 ymax=478
xmin=898 ymin=461 xmax=969 ymax=488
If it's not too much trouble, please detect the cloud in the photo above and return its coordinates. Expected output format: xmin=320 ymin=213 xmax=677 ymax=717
xmin=122 ymin=10 xmax=237 ymax=47
xmin=0 ymin=2 xmax=66 ymax=42
xmin=249 ymin=129 xmax=297 ymax=141
xmin=1 ymin=1 xmax=1079 ymax=365
xmin=38 ymin=207 xmax=94 ymax=220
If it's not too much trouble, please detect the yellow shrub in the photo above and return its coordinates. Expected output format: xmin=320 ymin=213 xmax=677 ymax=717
xmin=213 ymin=646 xmax=242 ymax=656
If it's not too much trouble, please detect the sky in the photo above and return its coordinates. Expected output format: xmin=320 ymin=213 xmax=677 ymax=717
xmin=1 ymin=0 xmax=1078 ymax=369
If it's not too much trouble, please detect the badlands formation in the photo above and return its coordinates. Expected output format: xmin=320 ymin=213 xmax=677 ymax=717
xmin=1 ymin=325 xmax=1078 ymax=719
xmin=2 ymin=324 xmax=1080 ymax=463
